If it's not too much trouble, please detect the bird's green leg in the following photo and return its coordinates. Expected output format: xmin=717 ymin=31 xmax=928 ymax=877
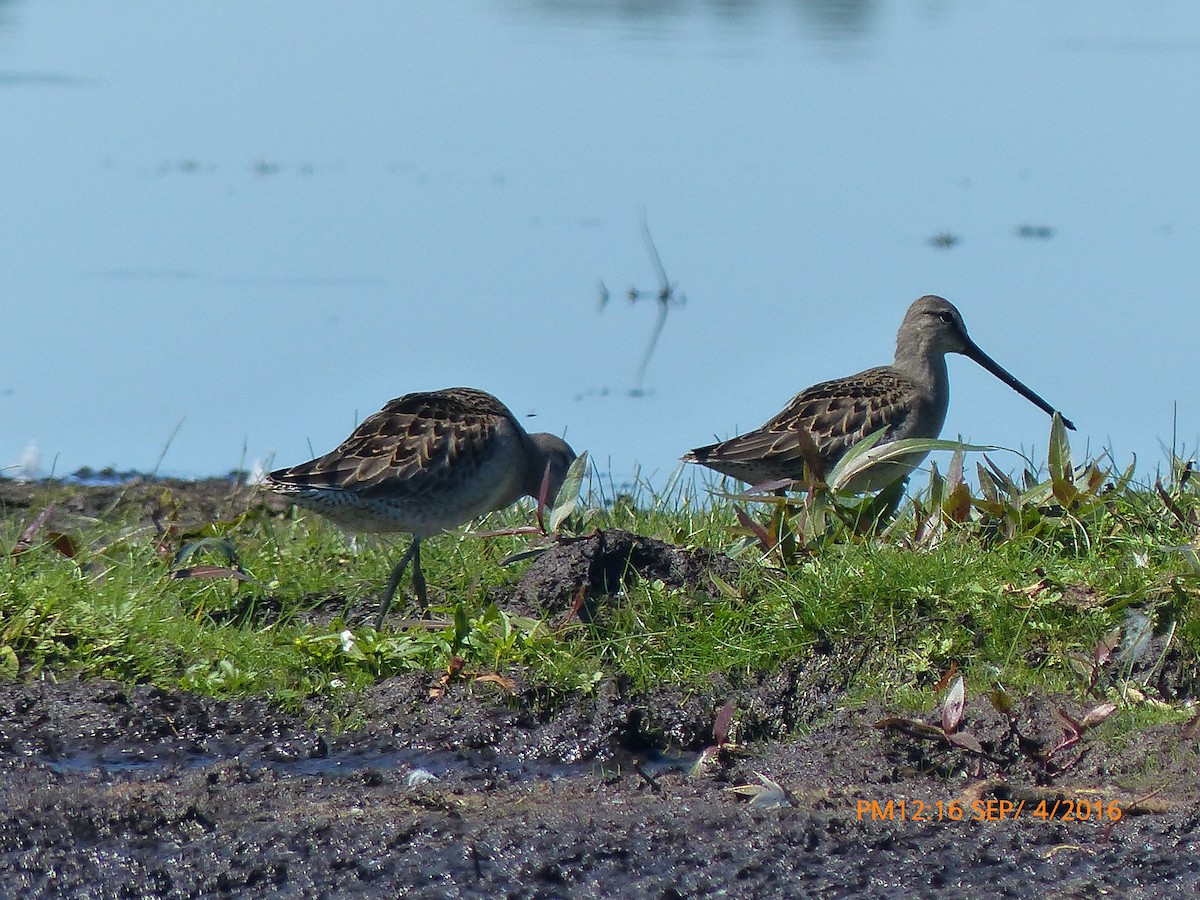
xmin=376 ymin=537 xmax=421 ymax=630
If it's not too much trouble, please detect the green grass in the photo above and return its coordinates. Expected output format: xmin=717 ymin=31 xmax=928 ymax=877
xmin=2 ymin=427 xmax=1199 ymax=732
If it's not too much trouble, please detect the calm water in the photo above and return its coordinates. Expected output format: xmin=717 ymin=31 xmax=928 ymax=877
xmin=3 ymin=1 xmax=1199 ymax=489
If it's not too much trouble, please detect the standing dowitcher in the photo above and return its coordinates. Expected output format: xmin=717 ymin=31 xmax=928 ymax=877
xmin=683 ymin=295 xmax=1074 ymax=491
xmin=266 ymin=388 xmax=576 ymax=628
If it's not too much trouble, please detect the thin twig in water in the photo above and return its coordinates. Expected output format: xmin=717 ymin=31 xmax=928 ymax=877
xmin=632 ymin=214 xmax=685 ymax=394
xmin=610 ymin=213 xmax=686 ymax=396
xmin=632 ymin=296 xmax=670 ymax=397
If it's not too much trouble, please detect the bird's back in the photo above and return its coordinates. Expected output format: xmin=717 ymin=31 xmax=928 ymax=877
xmin=684 ymin=366 xmax=931 ymax=485
xmin=266 ymin=388 xmax=532 ymax=533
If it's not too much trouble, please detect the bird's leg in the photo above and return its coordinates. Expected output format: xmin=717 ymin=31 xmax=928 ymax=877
xmin=376 ymin=537 xmax=421 ymax=630
xmin=410 ymin=540 xmax=428 ymax=608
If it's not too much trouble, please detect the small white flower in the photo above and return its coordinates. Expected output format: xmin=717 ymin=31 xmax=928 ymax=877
xmin=339 ymin=629 xmax=356 ymax=653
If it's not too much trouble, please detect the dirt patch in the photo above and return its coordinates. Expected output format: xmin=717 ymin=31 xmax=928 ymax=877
xmin=2 ymin=478 xmax=1199 ymax=896
xmin=511 ymin=528 xmax=740 ymax=622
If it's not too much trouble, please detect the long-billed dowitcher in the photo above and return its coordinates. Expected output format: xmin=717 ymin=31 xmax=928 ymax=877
xmin=683 ymin=295 xmax=1074 ymax=491
xmin=266 ymin=387 xmax=576 ymax=628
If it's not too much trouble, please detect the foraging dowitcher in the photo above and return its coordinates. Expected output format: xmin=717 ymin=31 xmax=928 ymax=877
xmin=683 ymin=295 xmax=1074 ymax=492
xmin=266 ymin=388 xmax=576 ymax=628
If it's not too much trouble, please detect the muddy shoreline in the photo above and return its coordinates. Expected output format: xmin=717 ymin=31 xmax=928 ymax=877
xmin=2 ymin=673 xmax=1197 ymax=898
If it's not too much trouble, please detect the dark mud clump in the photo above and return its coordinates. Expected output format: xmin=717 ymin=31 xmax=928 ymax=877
xmin=2 ymin=478 xmax=1200 ymax=895
xmin=510 ymin=527 xmax=740 ymax=622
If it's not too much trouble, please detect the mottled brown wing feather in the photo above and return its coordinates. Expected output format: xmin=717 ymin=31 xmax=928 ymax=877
xmin=690 ymin=367 xmax=918 ymax=480
xmin=269 ymin=388 xmax=519 ymax=502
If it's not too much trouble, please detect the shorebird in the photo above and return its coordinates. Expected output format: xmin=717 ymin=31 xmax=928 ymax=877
xmin=683 ymin=295 xmax=1074 ymax=492
xmin=266 ymin=388 xmax=576 ymax=628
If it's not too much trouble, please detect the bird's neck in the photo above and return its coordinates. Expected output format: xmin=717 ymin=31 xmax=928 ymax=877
xmin=522 ymin=437 xmax=556 ymax=503
xmin=893 ymin=342 xmax=950 ymax=395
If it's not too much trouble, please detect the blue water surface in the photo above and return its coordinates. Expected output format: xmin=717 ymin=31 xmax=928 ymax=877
xmin=2 ymin=1 xmax=1197 ymax=490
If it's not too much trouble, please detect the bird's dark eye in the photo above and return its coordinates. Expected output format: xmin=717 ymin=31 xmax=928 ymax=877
xmin=937 ymin=311 xmax=955 ymax=324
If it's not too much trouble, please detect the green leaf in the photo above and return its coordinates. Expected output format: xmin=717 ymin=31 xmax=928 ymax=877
xmin=1047 ymin=413 xmax=1078 ymax=506
xmin=988 ymin=686 xmax=1013 ymax=716
xmin=452 ymin=604 xmax=472 ymax=651
xmin=174 ymin=536 xmax=241 ymax=569
xmin=825 ymin=428 xmax=889 ymax=490
xmin=946 ymin=448 xmax=965 ymax=493
xmin=549 ymin=450 xmax=589 ymax=534
xmin=708 ymin=572 xmax=742 ymax=600
xmin=500 ymin=545 xmax=552 ymax=566
xmin=982 ymin=455 xmax=1019 ymax=496
xmin=926 ymin=460 xmax=945 ymax=510
xmin=976 ymin=463 xmax=1000 ymax=504
xmin=829 ymin=435 xmax=996 ymax=494
xmin=800 ymin=490 xmax=829 ymax=543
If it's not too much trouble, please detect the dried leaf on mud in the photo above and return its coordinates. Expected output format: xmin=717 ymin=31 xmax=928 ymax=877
xmin=727 ymin=773 xmax=795 ymax=810
xmin=941 ymin=675 xmax=966 ymax=734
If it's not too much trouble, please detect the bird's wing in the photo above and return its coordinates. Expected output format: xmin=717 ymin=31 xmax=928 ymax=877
xmin=267 ymin=388 xmax=516 ymax=502
xmin=688 ymin=367 xmax=919 ymax=479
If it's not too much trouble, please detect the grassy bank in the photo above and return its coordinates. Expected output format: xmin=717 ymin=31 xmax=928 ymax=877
xmin=2 ymin=421 xmax=1198 ymax=736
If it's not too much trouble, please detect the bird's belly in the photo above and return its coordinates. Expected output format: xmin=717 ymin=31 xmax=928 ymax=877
xmin=283 ymin=447 xmax=529 ymax=536
xmin=282 ymin=489 xmax=424 ymax=533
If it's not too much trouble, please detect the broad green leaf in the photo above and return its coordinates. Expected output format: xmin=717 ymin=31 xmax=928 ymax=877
xmin=988 ymin=686 xmax=1013 ymax=716
xmin=941 ymin=450 xmax=971 ymax=522
xmin=825 ymin=428 xmax=889 ymax=488
xmin=829 ymin=435 xmax=995 ymax=494
xmin=801 ymin=490 xmax=829 ymax=543
xmin=1047 ymin=413 xmax=1077 ymax=506
xmin=549 ymin=450 xmax=589 ymax=534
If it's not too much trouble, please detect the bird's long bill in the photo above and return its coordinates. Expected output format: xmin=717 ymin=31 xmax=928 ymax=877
xmin=962 ymin=339 xmax=1076 ymax=430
